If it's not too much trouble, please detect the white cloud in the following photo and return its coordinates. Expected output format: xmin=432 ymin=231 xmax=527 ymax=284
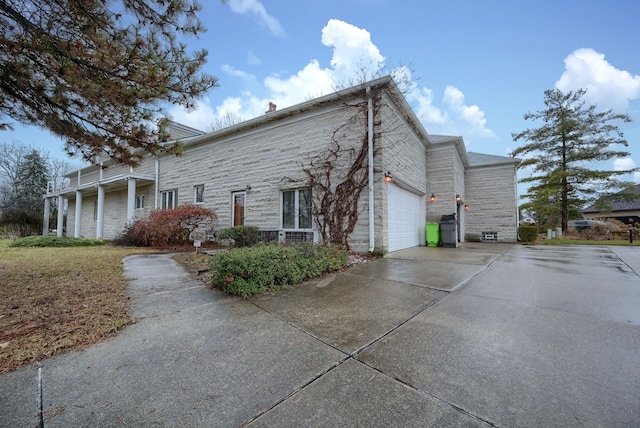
xmin=264 ymin=60 xmax=334 ymax=106
xmin=247 ymin=50 xmax=261 ymax=65
xmin=262 ymin=19 xmax=386 ymax=107
xmin=221 ymin=64 xmax=257 ymax=83
xmin=169 ymin=94 xmax=270 ymax=130
xmin=411 ymin=87 xmax=448 ymax=126
xmin=614 ymin=157 xmax=636 ymax=171
xmin=443 ymin=86 xmax=495 ymax=138
xmin=556 ymin=48 xmax=640 ymax=112
xmin=168 ymin=97 xmax=214 ymax=130
xmin=227 ymin=0 xmax=285 ymax=37
xmin=320 ymin=19 xmax=385 ymax=80
xmin=410 ymin=85 xmax=495 ymax=144
xmin=614 ymin=157 xmax=640 ymax=183
xmin=171 ymin=19 xmax=495 ymax=145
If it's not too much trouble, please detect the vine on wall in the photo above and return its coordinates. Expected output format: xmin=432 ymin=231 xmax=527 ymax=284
xmin=298 ymin=89 xmax=383 ymax=249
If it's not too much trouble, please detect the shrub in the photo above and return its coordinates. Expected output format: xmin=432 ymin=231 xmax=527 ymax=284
xmin=209 ymin=243 xmax=349 ymax=298
xmin=518 ymin=226 xmax=538 ymax=244
xmin=218 ymin=225 xmax=259 ymax=248
xmin=126 ymin=205 xmax=217 ymax=247
xmin=10 ymin=236 xmax=108 ymax=247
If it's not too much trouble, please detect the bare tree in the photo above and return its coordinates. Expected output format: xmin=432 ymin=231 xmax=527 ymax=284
xmin=48 ymin=158 xmax=72 ymax=192
xmin=295 ymin=67 xmax=418 ymax=249
xmin=205 ymin=111 xmax=245 ymax=132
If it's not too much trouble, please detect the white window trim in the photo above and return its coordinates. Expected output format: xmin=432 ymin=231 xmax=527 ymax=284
xmin=136 ymin=194 xmax=145 ymax=210
xmin=281 ymin=188 xmax=313 ymax=231
xmin=194 ymin=185 xmax=205 ymax=204
xmin=231 ymin=191 xmax=246 ymax=227
xmin=161 ymin=189 xmax=178 ymax=209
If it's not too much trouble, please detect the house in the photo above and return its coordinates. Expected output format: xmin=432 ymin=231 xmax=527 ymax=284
xmin=582 ymin=184 xmax=640 ymax=225
xmin=44 ymin=76 xmax=520 ymax=253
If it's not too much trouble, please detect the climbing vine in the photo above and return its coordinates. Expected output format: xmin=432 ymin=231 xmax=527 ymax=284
xmin=298 ymin=87 xmax=383 ymax=249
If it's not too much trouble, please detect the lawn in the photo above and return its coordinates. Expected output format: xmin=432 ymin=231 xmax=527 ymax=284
xmin=0 ymin=241 xmax=154 ymax=373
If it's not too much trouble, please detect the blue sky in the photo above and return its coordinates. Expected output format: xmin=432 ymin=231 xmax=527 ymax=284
xmin=4 ymin=0 xmax=640 ymax=184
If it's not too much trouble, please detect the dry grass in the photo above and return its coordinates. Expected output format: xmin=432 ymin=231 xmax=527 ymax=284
xmin=172 ymin=251 xmax=212 ymax=277
xmin=0 ymin=241 xmax=153 ymax=373
xmin=0 ymin=242 xmax=371 ymax=374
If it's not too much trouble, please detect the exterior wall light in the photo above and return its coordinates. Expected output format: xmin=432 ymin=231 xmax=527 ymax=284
xmin=464 ymin=204 xmax=470 ymax=211
xmin=455 ymin=194 xmax=461 ymax=202
xmin=384 ymin=172 xmax=392 ymax=183
xmin=245 ymin=185 xmax=252 ymax=192
xmin=429 ymin=193 xmax=436 ymax=202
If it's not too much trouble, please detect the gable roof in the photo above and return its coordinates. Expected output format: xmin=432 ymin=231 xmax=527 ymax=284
xmin=467 ymin=152 xmax=520 ymax=167
xmin=426 ymin=135 xmax=470 ymax=167
xmin=426 ymin=137 xmax=520 ymax=169
xmin=175 ymin=76 xmax=436 ymax=154
xmin=167 ymin=121 xmax=205 ymax=140
xmin=583 ymin=184 xmax=640 ymax=213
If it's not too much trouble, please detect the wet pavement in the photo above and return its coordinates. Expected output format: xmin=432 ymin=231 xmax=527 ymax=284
xmin=1 ymin=243 xmax=639 ymax=427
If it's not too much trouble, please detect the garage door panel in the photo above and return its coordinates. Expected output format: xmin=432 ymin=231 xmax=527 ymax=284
xmin=388 ymin=184 xmax=423 ymax=252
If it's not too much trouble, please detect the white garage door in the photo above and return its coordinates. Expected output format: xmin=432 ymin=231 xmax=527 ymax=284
xmin=388 ymin=184 xmax=423 ymax=252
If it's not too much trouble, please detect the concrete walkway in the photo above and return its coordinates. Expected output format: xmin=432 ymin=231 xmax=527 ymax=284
xmin=1 ymin=243 xmax=640 ymax=427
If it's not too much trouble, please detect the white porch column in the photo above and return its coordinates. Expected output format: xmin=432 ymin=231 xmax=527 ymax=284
xmin=56 ymin=196 xmax=64 ymax=237
xmin=96 ymin=185 xmax=105 ymax=239
xmin=74 ymin=190 xmax=83 ymax=238
xmin=127 ymin=178 xmax=136 ymax=225
xmin=42 ymin=197 xmax=51 ymax=236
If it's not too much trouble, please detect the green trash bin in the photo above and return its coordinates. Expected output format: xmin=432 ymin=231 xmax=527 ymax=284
xmin=426 ymin=223 xmax=439 ymax=247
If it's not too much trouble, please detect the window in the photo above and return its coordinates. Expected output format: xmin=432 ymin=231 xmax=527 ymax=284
xmin=282 ymin=188 xmax=312 ymax=229
xmin=232 ymin=192 xmax=245 ymax=226
xmin=136 ymin=194 xmax=145 ymax=209
xmin=161 ymin=189 xmax=178 ymax=209
xmin=194 ymin=185 xmax=204 ymax=204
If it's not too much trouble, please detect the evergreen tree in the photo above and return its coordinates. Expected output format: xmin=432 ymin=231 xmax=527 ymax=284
xmin=0 ymin=0 xmax=219 ymax=165
xmin=511 ymin=89 xmax=636 ymax=231
xmin=1 ymin=149 xmax=49 ymax=236
xmin=16 ymin=150 xmax=48 ymax=198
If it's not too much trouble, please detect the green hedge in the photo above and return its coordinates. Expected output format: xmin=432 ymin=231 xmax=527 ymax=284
xmin=518 ymin=226 xmax=538 ymax=244
xmin=10 ymin=236 xmax=108 ymax=247
xmin=209 ymin=243 xmax=349 ymax=298
xmin=218 ymin=226 xmax=259 ymax=248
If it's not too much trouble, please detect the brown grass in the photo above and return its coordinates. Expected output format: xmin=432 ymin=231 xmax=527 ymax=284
xmin=172 ymin=251 xmax=213 ymax=276
xmin=0 ymin=241 xmax=153 ymax=373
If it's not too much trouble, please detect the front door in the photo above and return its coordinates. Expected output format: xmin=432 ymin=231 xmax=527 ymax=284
xmin=232 ymin=192 xmax=245 ymax=226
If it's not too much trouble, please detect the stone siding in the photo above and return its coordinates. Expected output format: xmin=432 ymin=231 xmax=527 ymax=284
xmin=56 ymin=80 xmax=518 ymax=252
xmin=464 ymin=165 xmax=518 ymax=242
xmin=67 ymin=99 xmax=388 ymax=252
xmin=426 ymin=145 xmax=458 ymax=222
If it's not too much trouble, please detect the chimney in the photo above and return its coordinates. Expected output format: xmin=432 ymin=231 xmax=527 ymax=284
xmin=266 ymin=102 xmax=277 ymax=113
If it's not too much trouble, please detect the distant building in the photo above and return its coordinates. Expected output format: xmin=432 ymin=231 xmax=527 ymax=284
xmin=582 ymin=184 xmax=640 ymax=225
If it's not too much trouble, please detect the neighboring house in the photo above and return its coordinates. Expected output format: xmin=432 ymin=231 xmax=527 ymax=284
xmin=44 ymin=76 xmax=520 ymax=254
xmin=582 ymin=184 xmax=640 ymax=225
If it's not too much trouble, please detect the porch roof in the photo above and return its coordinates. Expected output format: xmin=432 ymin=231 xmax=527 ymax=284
xmin=50 ymin=173 xmax=155 ymax=198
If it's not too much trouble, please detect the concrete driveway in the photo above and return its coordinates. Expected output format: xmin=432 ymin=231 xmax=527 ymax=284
xmin=1 ymin=243 xmax=639 ymax=427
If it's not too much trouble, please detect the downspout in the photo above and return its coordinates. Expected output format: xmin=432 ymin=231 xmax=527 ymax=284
xmin=514 ymin=164 xmax=519 ymax=241
xmin=154 ymin=158 xmax=159 ymax=210
xmin=367 ymin=86 xmax=375 ymax=252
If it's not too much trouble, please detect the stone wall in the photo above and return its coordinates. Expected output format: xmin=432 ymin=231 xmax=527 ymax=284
xmin=426 ymin=144 xmax=461 ymax=222
xmin=464 ymin=164 xmax=518 ymax=242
